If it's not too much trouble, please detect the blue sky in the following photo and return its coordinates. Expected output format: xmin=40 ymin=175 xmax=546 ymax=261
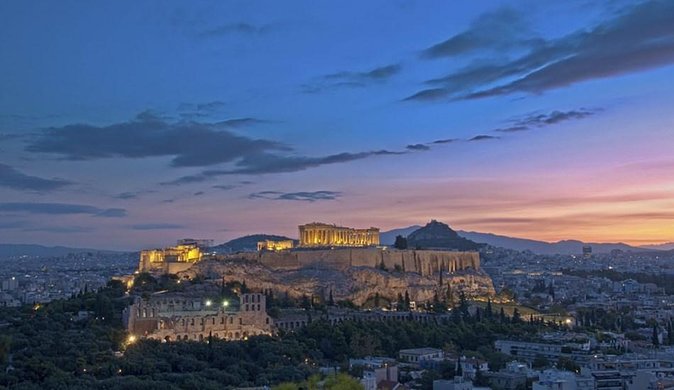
xmin=1 ymin=0 xmax=674 ymax=250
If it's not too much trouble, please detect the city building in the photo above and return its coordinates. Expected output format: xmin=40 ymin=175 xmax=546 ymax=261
xmin=1 ymin=277 xmax=18 ymax=291
xmin=398 ymin=347 xmax=444 ymax=367
xmin=582 ymin=246 xmax=592 ymax=259
xmin=533 ymin=369 xmax=594 ymax=390
xmin=298 ymin=222 xmax=380 ymax=247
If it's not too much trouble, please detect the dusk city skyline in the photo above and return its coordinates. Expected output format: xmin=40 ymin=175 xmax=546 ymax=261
xmin=2 ymin=0 xmax=674 ymax=250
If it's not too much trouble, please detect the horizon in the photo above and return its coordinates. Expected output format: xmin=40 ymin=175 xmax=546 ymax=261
xmin=0 ymin=220 xmax=670 ymax=252
xmin=2 ymin=1 xmax=674 ymax=250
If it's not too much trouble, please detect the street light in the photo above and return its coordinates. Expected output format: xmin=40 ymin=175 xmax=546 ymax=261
xmin=222 ymin=300 xmax=229 ymax=308
xmin=205 ymin=300 xmax=212 ymax=307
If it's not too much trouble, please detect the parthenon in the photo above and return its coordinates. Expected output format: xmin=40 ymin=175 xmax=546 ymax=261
xmin=298 ymin=222 xmax=380 ymax=247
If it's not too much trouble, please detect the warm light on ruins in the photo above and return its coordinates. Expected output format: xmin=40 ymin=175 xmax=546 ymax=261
xmin=298 ymin=222 xmax=380 ymax=247
xmin=257 ymin=239 xmax=294 ymax=252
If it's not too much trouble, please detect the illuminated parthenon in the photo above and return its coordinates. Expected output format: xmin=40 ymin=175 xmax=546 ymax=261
xmin=298 ymin=222 xmax=380 ymax=247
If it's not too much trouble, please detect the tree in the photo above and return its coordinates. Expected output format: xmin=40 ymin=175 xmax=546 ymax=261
xmin=557 ymin=357 xmax=580 ymax=373
xmin=652 ymin=324 xmax=660 ymax=347
xmin=393 ymin=235 xmax=408 ymax=250
xmin=0 ymin=335 xmax=10 ymax=364
xmin=323 ymin=373 xmax=362 ymax=390
xmin=397 ymin=293 xmax=404 ymax=311
xmin=485 ymin=298 xmax=493 ymax=319
xmin=328 ymin=290 xmax=335 ymax=306
xmin=404 ymin=290 xmax=411 ymax=310
xmin=512 ymin=308 xmax=522 ymax=324
xmin=374 ymin=293 xmax=381 ymax=308
xmin=532 ymin=354 xmax=549 ymax=369
xmin=458 ymin=291 xmax=469 ymax=320
xmin=301 ymin=294 xmax=312 ymax=310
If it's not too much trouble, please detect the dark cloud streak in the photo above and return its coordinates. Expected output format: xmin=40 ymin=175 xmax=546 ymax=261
xmin=248 ymin=190 xmax=341 ymax=202
xmin=408 ymin=1 xmax=674 ymax=101
xmin=0 ymin=163 xmax=72 ymax=192
xmin=0 ymin=202 xmax=126 ymax=218
xmin=26 ymin=112 xmax=287 ymax=168
xmin=303 ymin=64 xmax=402 ymax=93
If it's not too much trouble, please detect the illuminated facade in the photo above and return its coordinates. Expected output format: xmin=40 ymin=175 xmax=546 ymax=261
xmin=124 ymin=293 xmax=273 ymax=342
xmin=257 ymin=239 xmax=294 ymax=252
xmin=139 ymin=243 xmax=203 ymax=273
xmin=298 ymin=222 xmax=380 ymax=247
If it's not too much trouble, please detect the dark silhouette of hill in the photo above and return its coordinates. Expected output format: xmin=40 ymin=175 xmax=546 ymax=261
xmin=212 ymin=234 xmax=293 ymax=253
xmin=380 ymin=225 xmax=653 ymax=255
xmin=0 ymin=244 xmax=120 ymax=258
xmin=406 ymin=220 xmax=481 ymax=251
xmin=379 ymin=225 xmax=421 ymax=245
xmin=640 ymin=242 xmax=674 ymax=251
xmin=457 ymin=230 xmax=650 ymax=254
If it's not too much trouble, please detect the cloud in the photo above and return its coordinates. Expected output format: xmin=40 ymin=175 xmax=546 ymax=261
xmin=408 ymin=1 xmax=674 ymax=100
xmin=162 ymin=149 xmax=404 ymax=183
xmin=215 ymin=118 xmax=270 ymax=128
xmin=160 ymin=174 xmax=210 ymax=186
xmin=0 ymin=202 xmax=126 ymax=218
xmin=28 ymin=112 xmax=405 ymax=180
xmin=26 ymin=112 xmax=288 ymax=168
xmin=469 ymin=135 xmax=498 ymax=142
xmin=303 ymin=64 xmax=402 ymax=93
xmin=422 ymin=7 xmax=540 ymax=59
xmin=495 ymin=109 xmax=597 ymax=132
xmin=193 ymin=191 xmax=204 ymax=196
xmin=96 ymin=208 xmax=127 ymax=217
xmin=406 ymin=144 xmax=431 ymax=151
xmin=248 ymin=190 xmax=341 ymax=202
xmin=130 ymin=223 xmax=185 ymax=230
xmin=431 ymin=139 xmax=458 ymax=144
xmin=212 ymin=184 xmax=236 ymax=191
xmin=114 ymin=190 xmax=156 ymax=199
xmin=0 ymin=163 xmax=73 ymax=192
xmin=203 ymin=150 xmax=404 ymax=175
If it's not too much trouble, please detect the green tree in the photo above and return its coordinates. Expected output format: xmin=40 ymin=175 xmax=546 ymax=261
xmin=393 ymin=235 xmax=408 ymax=250
xmin=323 ymin=373 xmax=363 ymax=390
xmin=532 ymin=354 xmax=549 ymax=369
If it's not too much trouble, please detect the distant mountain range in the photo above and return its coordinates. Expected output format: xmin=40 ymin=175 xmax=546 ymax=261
xmin=380 ymin=225 xmax=657 ymax=255
xmin=640 ymin=242 xmax=674 ymax=251
xmin=0 ymin=244 xmax=121 ymax=258
xmin=212 ymin=234 xmax=294 ymax=253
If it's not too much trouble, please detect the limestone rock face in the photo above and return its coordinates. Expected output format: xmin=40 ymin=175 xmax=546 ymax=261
xmin=180 ymin=257 xmax=495 ymax=306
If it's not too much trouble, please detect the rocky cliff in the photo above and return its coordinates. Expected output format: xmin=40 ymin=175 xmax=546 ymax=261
xmin=179 ymin=256 xmax=494 ymax=306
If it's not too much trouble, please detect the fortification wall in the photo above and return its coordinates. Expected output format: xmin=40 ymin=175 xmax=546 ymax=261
xmin=230 ymin=248 xmax=479 ymax=276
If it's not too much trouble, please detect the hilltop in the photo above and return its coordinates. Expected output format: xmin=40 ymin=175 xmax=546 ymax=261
xmin=407 ymin=220 xmax=481 ymax=251
xmin=212 ymin=234 xmax=294 ymax=253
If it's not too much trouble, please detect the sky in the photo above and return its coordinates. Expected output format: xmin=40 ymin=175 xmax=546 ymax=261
xmin=1 ymin=0 xmax=674 ymax=250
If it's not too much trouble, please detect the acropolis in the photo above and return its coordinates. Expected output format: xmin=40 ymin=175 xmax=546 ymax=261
xmin=298 ymin=222 xmax=380 ymax=247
